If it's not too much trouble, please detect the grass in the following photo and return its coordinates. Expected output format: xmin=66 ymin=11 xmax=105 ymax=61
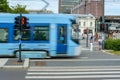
xmin=106 ymin=50 xmax=120 ymax=55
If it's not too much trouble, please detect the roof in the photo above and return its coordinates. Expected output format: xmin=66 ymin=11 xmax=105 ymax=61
xmin=0 ymin=13 xmax=76 ymax=23
xmin=69 ymin=14 xmax=95 ymax=19
xmin=105 ymin=16 xmax=120 ymax=20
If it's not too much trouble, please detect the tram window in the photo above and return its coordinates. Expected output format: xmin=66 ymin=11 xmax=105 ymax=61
xmin=21 ymin=30 xmax=30 ymax=40
xmin=71 ymin=24 xmax=79 ymax=44
xmin=58 ymin=27 xmax=65 ymax=43
xmin=14 ymin=29 xmax=30 ymax=41
xmin=0 ymin=28 xmax=8 ymax=43
xmin=33 ymin=26 xmax=49 ymax=41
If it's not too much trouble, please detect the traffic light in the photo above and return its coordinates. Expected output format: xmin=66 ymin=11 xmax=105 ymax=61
xmin=14 ymin=16 xmax=29 ymax=31
xmin=14 ymin=16 xmax=20 ymax=29
xmin=99 ymin=16 xmax=103 ymax=23
xmin=100 ymin=23 xmax=105 ymax=31
xmin=21 ymin=17 xmax=25 ymax=26
xmin=20 ymin=16 xmax=29 ymax=31
xmin=21 ymin=16 xmax=29 ymax=27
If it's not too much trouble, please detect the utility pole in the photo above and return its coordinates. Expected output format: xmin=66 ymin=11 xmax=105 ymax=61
xmin=86 ymin=27 xmax=89 ymax=47
xmin=18 ymin=13 xmax=22 ymax=62
xmin=102 ymin=0 xmax=105 ymax=49
xmin=102 ymin=0 xmax=105 ymax=23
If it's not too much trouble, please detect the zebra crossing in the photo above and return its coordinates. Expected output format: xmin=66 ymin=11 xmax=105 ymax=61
xmin=25 ymin=66 xmax=120 ymax=79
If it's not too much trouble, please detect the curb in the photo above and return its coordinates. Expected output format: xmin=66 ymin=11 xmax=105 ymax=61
xmin=0 ymin=58 xmax=8 ymax=68
xmin=102 ymin=50 xmax=114 ymax=55
xmin=0 ymin=58 xmax=29 ymax=69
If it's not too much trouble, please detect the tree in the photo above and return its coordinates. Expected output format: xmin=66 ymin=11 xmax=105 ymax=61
xmin=0 ymin=0 xmax=28 ymax=13
xmin=0 ymin=0 xmax=11 ymax=12
xmin=11 ymin=4 xmax=28 ymax=13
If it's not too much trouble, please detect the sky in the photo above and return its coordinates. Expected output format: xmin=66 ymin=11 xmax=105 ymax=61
xmin=7 ymin=0 xmax=120 ymax=15
xmin=105 ymin=0 xmax=120 ymax=15
xmin=7 ymin=0 xmax=59 ymax=13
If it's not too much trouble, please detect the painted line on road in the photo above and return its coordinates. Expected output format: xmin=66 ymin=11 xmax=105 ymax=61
xmin=23 ymin=58 xmax=29 ymax=68
xmin=29 ymin=66 xmax=120 ymax=69
xmin=25 ymin=75 xmax=120 ymax=79
xmin=27 ymin=71 xmax=120 ymax=75
xmin=0 ymin=58 xmax=8 ymax=68
xmin=28 ymin=67 xmax=120 ymax=72
xmin=102 ymin=50 xmax=114 ymax=55
xmin=3 ymin=66 xmax=23 ymax=69
xmin=30 ymin=59 xmax=120 ymax=61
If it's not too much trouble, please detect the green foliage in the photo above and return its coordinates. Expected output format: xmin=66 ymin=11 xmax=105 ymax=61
xmin=112 ymin=39 xmax=120 ymax=51
xmin=105 ymin=39 xmax=120 ymax=51
xmin=0 ymin=0 xmax=11 ymax=12
xmin=11 ymin=4 xmax=28 ymax=13
xmin=0 ymin=0 xmax=28 ymax=13
xmin=105 ymin=39 xmax=113 ymax=50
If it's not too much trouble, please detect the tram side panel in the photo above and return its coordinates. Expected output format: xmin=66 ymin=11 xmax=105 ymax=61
xmin=0 ymin=23 xmax=18 ymax=56
xmin=49 ymin=23 xmax=57 ymax=57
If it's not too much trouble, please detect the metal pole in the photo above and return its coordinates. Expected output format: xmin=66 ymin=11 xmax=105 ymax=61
xmin=102 ymin=0 xmax=105 ymax=49
xmin=86 ymin=28 xmax=88 ymax=47
xmin=18 ymin=13 xmax=22 ymax=62
xmin=102 ymin=0 xmax=105 ymax=23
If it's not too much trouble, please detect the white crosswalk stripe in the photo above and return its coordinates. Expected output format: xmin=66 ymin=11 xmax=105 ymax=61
xmin=25 ymin=67 xmax=120 ymax=79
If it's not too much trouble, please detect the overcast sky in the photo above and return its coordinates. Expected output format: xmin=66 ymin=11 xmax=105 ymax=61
xmin=8 ymin=0 xmax=58 ymax=13
xmin=7 ymin=0 xmax=120 ymax=15
xmin=105 ymin=0 xmax=120 ymax=15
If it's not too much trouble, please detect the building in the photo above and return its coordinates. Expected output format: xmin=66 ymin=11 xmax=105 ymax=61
xmin=71 ymin=0 xmax=102 ymax=19
xmin=105 ymin=16 xmax=120 ymax=39
xmin=59 ymin=0 xmax=81 ymax=14
xmin=72 ymin=14 xmax=96 ymax=36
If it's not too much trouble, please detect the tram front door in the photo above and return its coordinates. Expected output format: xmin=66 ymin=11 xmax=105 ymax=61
xmin=57 ymin=25 xmax=67 ymax=54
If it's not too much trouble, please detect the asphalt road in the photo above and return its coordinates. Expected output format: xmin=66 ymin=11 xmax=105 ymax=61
xmin=0 ymin=69 xmax=27 ymax=80
xmin=80 ymin=50 xmax=120 ymax=59
xmin=1 ymin=48 xmax=120 ymax=80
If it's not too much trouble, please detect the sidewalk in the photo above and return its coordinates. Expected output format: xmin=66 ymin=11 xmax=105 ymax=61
xmin=80 ymin=39 xmax=100 ymax=51
xmin=0 ymin=58 xmax=29 ymax=69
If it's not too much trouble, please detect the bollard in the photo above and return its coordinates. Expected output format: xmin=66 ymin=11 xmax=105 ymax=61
xmin=90 ymin=43 xmax=93 ymax=51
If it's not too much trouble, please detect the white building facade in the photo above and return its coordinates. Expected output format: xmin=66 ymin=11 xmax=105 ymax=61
xmin=73 ymin=14 xmax=96 ymax=36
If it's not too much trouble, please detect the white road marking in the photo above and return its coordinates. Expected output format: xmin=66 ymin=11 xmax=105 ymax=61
xmin=28 ymin=67 xmax=120 ymax=71
xmin=0 ymin=58 xmax=8 ymax=67
xmin=30 ymin=59 xmax=120 ymax=61
xmin=27 ymin=71 xmax=120 ymax=75
xmin=25 ymin=75 xmax=120 ymax=79
xmin=29 ymin=66 xmax=120 ymax=69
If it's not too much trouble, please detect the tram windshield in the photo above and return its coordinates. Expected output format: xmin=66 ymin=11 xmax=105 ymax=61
xmin=71 ymin=21 xmax=80 ymax=44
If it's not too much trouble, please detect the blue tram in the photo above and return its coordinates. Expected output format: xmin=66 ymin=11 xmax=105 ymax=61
xmin=0 ymin=13 xmax=81 ymax=58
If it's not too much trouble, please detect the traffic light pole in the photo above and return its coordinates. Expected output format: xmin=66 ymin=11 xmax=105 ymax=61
xmin=86 ymin=28 xmax=88 ymax=47
xmin=18 ymin=13 xmax=22 ymax=62
xmin=102 ymin=0 xmax=105 ymax=50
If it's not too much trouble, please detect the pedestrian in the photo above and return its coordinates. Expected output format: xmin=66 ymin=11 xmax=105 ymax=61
xmin=90 ymin=36 xmax=93 ymax=51
xmin=98 ymin=37 xmax=102 ymax=50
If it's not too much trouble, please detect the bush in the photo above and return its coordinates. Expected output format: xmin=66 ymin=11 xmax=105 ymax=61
xmin=105 ymin=39 xmax=120 ymax=51
xmin=105 ymin=39 xmax=113 ymax=50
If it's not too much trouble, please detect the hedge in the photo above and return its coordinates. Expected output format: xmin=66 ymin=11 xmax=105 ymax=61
xmin=105 ymin=39 xmax=120 ymax=51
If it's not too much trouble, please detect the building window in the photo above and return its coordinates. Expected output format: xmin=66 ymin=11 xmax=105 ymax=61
xmin=90 ymin=22 xmax=92 ymax=26
xmin=84 ymin=22 xmax=86 ymax=26
xmin=79 ymin=22 xmax=81 ymax=26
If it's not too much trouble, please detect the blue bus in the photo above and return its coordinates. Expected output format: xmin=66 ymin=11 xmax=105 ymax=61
xmin=0 ymin=13 xmax=81 ymax=58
